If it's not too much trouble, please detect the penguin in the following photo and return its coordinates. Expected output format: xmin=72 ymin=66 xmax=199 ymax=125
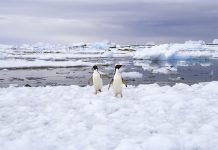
xmin=109 ymin=65 xmax=127 ymax=97
xmin=88 ymin=65 xmax=103 ymax=94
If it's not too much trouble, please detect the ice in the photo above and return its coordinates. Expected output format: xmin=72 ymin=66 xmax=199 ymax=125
xmin=146 ymin=42 xmax=155 ymax=46
xmin=121 ymin=72 xmax=143 ymax=78
xmin=213 ymin=39 xmax=218 ymax=44
xmin=0 ymin=44 xmax=15 ymax=50
xmin=87 ymin=42 xmax=110 ymax=49
xmin=5 ymin=52 xmax=113 ymax=60
xmin=0 ymin=41 xmax=120 ymax=63
xmin=0 ymin=41 xmax=115 ymax=52
xmin=133 ymin=40 xmax=215 ymax=60
xmin=1 ymin=40 xmax=218 ymax=62
xmin=87 ymin=41 xmax=116 ymax=49
xmin=0 ymin=59 xmax=100 ymax=69
xmin=184 ymin=40 xmax=205 ymax=45
xmin=1 ymin=82 xmax=218 ymax=149
xmin=134 ymin=60 xmax=178 ymax=74
xmin=151 ymin=66 xmax=177 ymax=74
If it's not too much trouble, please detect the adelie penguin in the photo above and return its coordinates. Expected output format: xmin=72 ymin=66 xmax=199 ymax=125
xmin=88 ymin=65 xmax=103 ymax=94
xmin=109 ymin=65 xmax=127 ymax=97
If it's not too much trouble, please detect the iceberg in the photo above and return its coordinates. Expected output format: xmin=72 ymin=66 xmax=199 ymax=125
xmin=213 ymin=39 xmax=218 ymax=44
xmin=133 ymin=40 xmax=214 ymax=60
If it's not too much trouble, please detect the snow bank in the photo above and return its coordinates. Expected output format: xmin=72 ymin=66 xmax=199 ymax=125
xmin=1 ymin=82 xmax=218 ymax=150
xmin=133 ymin=41 xmax=212 ymax=60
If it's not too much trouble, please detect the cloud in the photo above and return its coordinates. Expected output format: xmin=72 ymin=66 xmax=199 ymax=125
xmin=0 ymin=0 xmax=218 ymax=44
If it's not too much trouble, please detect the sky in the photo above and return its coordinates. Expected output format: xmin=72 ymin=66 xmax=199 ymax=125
xmin=0 ymin=0 xmax=218 ymax=45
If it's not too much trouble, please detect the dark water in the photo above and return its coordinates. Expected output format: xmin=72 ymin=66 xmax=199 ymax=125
xmin=0 ymin=57 xmax=218 ymax=88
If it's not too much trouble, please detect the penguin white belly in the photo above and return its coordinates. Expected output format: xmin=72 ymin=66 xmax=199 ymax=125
xmin=93 ymin=73 xmax=102 ymax=90
xmin=112 ymin=75 xmax=123 ymax=94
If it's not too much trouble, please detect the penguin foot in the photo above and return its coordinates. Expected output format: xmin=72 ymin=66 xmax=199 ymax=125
xmin=94 ymin=89 xmax=102 ymax=95
xmin=115 ymin=93 xmax=123 ymax=98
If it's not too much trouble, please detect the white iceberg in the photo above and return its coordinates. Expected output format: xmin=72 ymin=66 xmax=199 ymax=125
xmin=133 ymin=40 xmax=214 ymax=60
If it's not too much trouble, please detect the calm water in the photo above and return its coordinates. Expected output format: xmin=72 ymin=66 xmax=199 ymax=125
xmin=0 ymin=57 xmax=218 ymax=88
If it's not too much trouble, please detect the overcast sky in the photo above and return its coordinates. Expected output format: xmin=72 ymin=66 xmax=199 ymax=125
xmin=0 ymin=0 xmax=218 ymax=44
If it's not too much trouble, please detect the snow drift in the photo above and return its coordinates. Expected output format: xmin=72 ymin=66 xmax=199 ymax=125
xmin=1 ymin=82 xmax=218 ymax=150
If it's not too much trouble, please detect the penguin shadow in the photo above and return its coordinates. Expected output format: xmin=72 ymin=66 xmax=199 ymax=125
xmin=88 ymin=65 xmax=127 ymax=98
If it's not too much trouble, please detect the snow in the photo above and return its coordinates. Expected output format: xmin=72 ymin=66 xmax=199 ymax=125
xmin=213 ymin=39 xmax=218 ymax=44
xmin=1 ymin=40 xmax=218 ymax=62
xmin=0 ymin=41 xmax=115 ymax=51
xmin=134 ymin=60 xmax=178 ymax=74
xmin=184 ymin=40 xmax=205 ymax=45
xmin=6 ymin=52 xmax=113 ymax=60
xmin=146 ymin=42 xmax=155 ymax=46
xmin=122 ymin=72 xmax=143 ymax=78
xmin=151 ymin=66 xmax=177 ymax=74
xmin=87 ymin=41 xmax=113 ymax=49
xmin=133 ymin=41 xmax=216 ymax=60
xmin=0 ymin=59 xmax=102 ymax=69
xmin=1 ymin=82 xmax=218 ymax=150
xmin=0 ymin=44 xmax=15 ymax=50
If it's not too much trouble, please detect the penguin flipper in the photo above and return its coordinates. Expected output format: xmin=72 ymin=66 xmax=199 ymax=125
xmin=108 ymin=79 xmax=114 ymax=90
xmin=88 ymin=76 xmax=93 ymax=85
xmin=122 ymin=79 xmax=127 ymax=87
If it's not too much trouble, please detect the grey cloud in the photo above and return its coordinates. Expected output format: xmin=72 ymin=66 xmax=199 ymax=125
xmin=0 ymin=0 xmax=218 ymax=44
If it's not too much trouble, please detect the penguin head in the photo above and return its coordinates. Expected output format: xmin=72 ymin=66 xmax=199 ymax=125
xmin=115 ymin=65 xmax=122 ymax=70
xmin=93 ymin=65 xmax=98 ymax=70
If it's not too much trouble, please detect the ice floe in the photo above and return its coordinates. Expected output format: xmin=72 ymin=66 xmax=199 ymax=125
xmin=122 ymin=72 xmax=143 ymax=78
xmin=0 ymin=60 xmax=103 ymax=69
xmin=1 ymin=40 xmax=218 ymax=69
